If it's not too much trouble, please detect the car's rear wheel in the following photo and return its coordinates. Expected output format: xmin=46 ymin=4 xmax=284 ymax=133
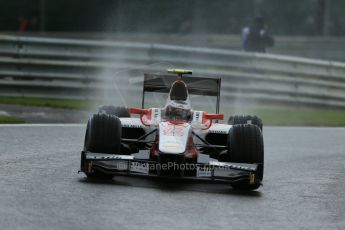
xmin=82 ymin=113 xmax=122 ymax=179
xmin=222 ymin=124 xmax=264 ymax=190
xmin=98 ymin=105 xmax=130 ymax=117
xmin=228 ymin=115 xmax=263 ymax=131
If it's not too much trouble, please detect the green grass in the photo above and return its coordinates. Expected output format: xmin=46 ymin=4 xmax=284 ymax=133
xmin=221 ymin=106 xmax=345 ymax=127
xmin=0 ymin=115 xmax=25 ymax=124
xmin=258 ymin=108 xmax=345 ymax=126
xmin=0 ymin=96 xmax=95 ymax=110
xmin=0 ymin=96 xmax=345 ymax=126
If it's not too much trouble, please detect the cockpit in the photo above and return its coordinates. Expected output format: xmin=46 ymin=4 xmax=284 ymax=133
xmin=163 ymin=103 xmax=192 ymax=121
xmin=162 ymin=80 xmax=192 ymax=122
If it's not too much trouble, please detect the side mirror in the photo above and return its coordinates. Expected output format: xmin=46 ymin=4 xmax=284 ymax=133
xmin=129 ymin=108 xmax=152 ymax=126
xmin=204 ymin=113 xmax=224 ymax=120
xmin=129 ymin=108 xmax=150 ymax=115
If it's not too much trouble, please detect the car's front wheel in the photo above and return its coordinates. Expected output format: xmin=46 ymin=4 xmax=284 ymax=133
xmin=82 ymin=113 xmax=122 ymax=179
xmin=220 ymin=124 xmax=264 ymax=190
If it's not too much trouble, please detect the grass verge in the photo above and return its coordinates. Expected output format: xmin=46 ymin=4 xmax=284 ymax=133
xmin=0 ymin=96 xmax=95 ymax=110
xmin=0 ymin=96 xmax=345 ymax=126
xmin=0 ymin=115 xmax=25 ymax=124
xmin=221 ymin=106 xmax=345 ymax=127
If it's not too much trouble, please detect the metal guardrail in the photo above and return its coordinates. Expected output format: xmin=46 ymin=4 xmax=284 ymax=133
xmin=0 ymin=34 xmax=345 ymax=108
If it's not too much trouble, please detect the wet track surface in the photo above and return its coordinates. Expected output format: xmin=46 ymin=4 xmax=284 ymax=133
xmin=0 ymin=125 xmax=344 ymax=230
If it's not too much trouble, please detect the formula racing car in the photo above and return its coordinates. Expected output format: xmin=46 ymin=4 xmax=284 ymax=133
xmin=80 ymin=69 xmax=264 ymax=190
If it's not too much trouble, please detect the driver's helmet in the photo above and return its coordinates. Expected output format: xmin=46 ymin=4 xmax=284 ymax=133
xmin=164 ymin=104 xmax=191 ymax=121
xmin=163 ymin=80 xmax=192 ymax=121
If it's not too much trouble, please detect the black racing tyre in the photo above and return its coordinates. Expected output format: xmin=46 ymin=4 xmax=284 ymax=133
xmin=227 ymin=124 xmax=264 ymax=190
xmin=228 ymin=115 xmax=263 ymax=131
xmin=98 ymin=105 xmax=130 ymax=117
xmin=83 ymin=114 xmax=122 ymax=179
xmin=85 ymin=113 xmax=122 ymax=153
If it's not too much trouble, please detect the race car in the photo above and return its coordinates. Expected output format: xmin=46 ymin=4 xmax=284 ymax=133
xmin=80 ymin=69 xmax=264 ymax=190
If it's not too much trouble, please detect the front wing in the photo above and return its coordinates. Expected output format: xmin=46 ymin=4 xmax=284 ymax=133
xmin=80 ymin=151 xmax=260 ymax=185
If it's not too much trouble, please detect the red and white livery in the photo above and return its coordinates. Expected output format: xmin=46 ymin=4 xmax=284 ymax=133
xmin=80 ymin=69 xmax=264 ymax=190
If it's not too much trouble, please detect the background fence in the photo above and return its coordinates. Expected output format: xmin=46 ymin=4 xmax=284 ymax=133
xmin=0 ymin=34 xmax=345 ymax=109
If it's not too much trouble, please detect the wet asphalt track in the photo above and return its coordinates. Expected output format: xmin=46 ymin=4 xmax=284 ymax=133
xmin=0 ymin=125 xmax=344 ymax=230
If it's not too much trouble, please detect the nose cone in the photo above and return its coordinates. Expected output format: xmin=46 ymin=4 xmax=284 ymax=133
xmin=159 ymin=122 xmax=191 ymax=154
xmin=169 ymin=81 xmax=188 ymax=101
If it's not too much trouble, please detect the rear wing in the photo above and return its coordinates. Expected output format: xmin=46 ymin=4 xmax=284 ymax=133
xmin=142 ymin=73 xmax=221 ymax=113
